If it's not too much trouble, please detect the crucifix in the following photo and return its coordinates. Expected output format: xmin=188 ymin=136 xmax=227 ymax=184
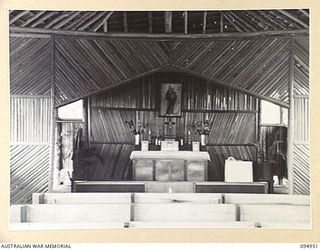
xmin=164 ymin=117 xmax=176 ymax=137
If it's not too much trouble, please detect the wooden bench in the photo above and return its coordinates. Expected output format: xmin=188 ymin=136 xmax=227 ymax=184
xmin=11 ymin=204 xmax=131 ymax=223
xmin=9 ymin=222 xmax=126 ymax=230
xmin=133 ymin=193 xmax=222 ymax=204
xmin=32 ymin=193 xmax=132 ymax=204
xmin=224 ymin=194 xmax=310 ymax=205
xmin=127 ymin=221 xmax=256 ymax=228
xmin=239 ymin=204 xmax=310 ymax=223
xmin=257 ymin=222 xmax=311 ymax=229
xmin=133 ymin=204 xmax=237 ymax=222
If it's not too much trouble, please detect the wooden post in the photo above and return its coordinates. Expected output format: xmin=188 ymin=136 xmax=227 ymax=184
xmin=103 ymin=20 xmax=108 ymax=32
xmin=184 ymin=11 xmax=188 ymax=34
xmin=123 ymin=11 xmax=128 ymax=33
xmin=48 ymin=36 xmax=56 ymax=192
xmin=148 ymin=12 xmax=153 ymax=33
xmin=203 ymin=11 xmax=207 ymax=34
xmin=164 ymin=11 xmax=172 ymax=33
xmin=220 ymin=12 xmax=224 ymax=33
xmin=287 ymin=38 xmax=295 ymax=194
xmin=87 ymin=96 xmax=91 ymax=148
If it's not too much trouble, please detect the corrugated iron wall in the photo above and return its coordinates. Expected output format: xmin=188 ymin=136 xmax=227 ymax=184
xmin=292 ymin=37 xmax=309 ymax=195
xmin=90 ymin=72 xmax=258 ymax=180
xmin=10 ymin=36 xmax=53 ymax=204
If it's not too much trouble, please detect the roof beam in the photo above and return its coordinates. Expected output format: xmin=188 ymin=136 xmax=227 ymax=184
xmin=10 ymin=26 xmax=309 ymax=40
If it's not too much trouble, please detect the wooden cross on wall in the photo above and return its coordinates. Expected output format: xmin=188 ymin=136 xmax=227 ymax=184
xmin=164 ymin=117 xmax=176 ymax=137
xmin=164 ymin=118 xmax=176 ymax=128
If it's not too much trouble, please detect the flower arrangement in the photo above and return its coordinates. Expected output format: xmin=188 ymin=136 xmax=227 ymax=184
xmin=125 ymin=120 xmax=148 ymax=135
xmin=189 ymin=120 xmax=212 ymax=135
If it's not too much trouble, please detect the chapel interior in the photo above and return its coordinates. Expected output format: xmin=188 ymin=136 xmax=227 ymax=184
xmin=9 ymin=9 xmax=310 ymax=229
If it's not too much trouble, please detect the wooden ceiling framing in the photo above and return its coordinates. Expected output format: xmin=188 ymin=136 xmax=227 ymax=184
xmin=9 ymin=10 xmax=309 ymax=108
xmin=9 ymin=10 xmax=308 ymax=34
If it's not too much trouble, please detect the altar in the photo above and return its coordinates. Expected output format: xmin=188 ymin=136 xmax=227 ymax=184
xmin=130 ymin=151 xmax=211 ymax=181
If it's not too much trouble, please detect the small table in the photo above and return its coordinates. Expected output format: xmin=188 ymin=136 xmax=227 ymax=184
xmin=130 ymin=151 xmax=211 ymax=181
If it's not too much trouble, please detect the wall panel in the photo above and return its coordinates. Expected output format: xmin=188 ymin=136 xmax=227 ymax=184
xmin=10 ymin=144 xmax=50 ymax=204
xmin=291 ymin=37 xmax=309 ymax=195
xmin=293 ymin=144 xmax=309 ymax=195
xmin=54 ymin=38 xmax=170 ymax=106
xmin=10 ymin=97 xmax=52 ymax=143
xmin=10 ymin=37 xmax=52 ymax=95
xmin=90 ymin=72 xmax=258 ymax=181
xmin=9 ymin=95 xmax=52 ymax=203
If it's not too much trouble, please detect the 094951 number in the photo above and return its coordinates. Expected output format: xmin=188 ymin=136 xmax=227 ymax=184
xmin=300 ymin=244 xmax=318 ymax=249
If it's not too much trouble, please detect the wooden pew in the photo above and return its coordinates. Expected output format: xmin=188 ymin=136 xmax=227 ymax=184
xmin=133 ymin=193 xmax=222 ymax=204
xmin=127 ymin=221 xmax=256 ymax=228
xmin=239 ymin=204 xmax=310 ymax=223
xmin=9 ymin=222 xmax=126 ymax=230
xmin=10 ymin=204 xmax=131 ymax=224
xmin=32 ymin=193 xmax=132 ymax=204
xmin=257 ymin=222 xmax=311 ymax=229
xmin=133 ymin=204 xmax=237 ymax=222
xmin=224 ymin=193 xmax=310 ymax=205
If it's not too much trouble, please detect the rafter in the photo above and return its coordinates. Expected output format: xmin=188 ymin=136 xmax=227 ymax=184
xmin=52 ymin=12 xmax=81 ymax=29
xmin=222 ymin=12 xmax=244 ymax=32
xmin=78 ymin=11 xmax=106 ymax=31
xmin=63 ymin=12 xmax=95 ymax=30
xmin=278 ymin=10 xmax=309 ymax=29
xmin=30 ymin=12 xmax=56 ymax=28
xmin=44 ymin=13 xmax=69 ymax=29
xmin=21 ymin=11 xmax=45 ymax=27
xmin=92 ymin=11 xmax=114 ymax=32
xmin=298 ymin=9 xmax=309 ymax=18
xmin=10 ymin=10 xmax=30 ymax=25
xmin=70 ymin=12 xmax=97 ymax=31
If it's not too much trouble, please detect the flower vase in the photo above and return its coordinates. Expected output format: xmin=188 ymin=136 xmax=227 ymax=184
xmin=135 ymin=134 xmax=140 ymax=145
xmin=200 ymin=134 xmax=206 ymax=146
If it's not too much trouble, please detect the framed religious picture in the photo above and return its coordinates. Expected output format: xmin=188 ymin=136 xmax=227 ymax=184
xmin=160 ymin=83 xmax=182 ymax=117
